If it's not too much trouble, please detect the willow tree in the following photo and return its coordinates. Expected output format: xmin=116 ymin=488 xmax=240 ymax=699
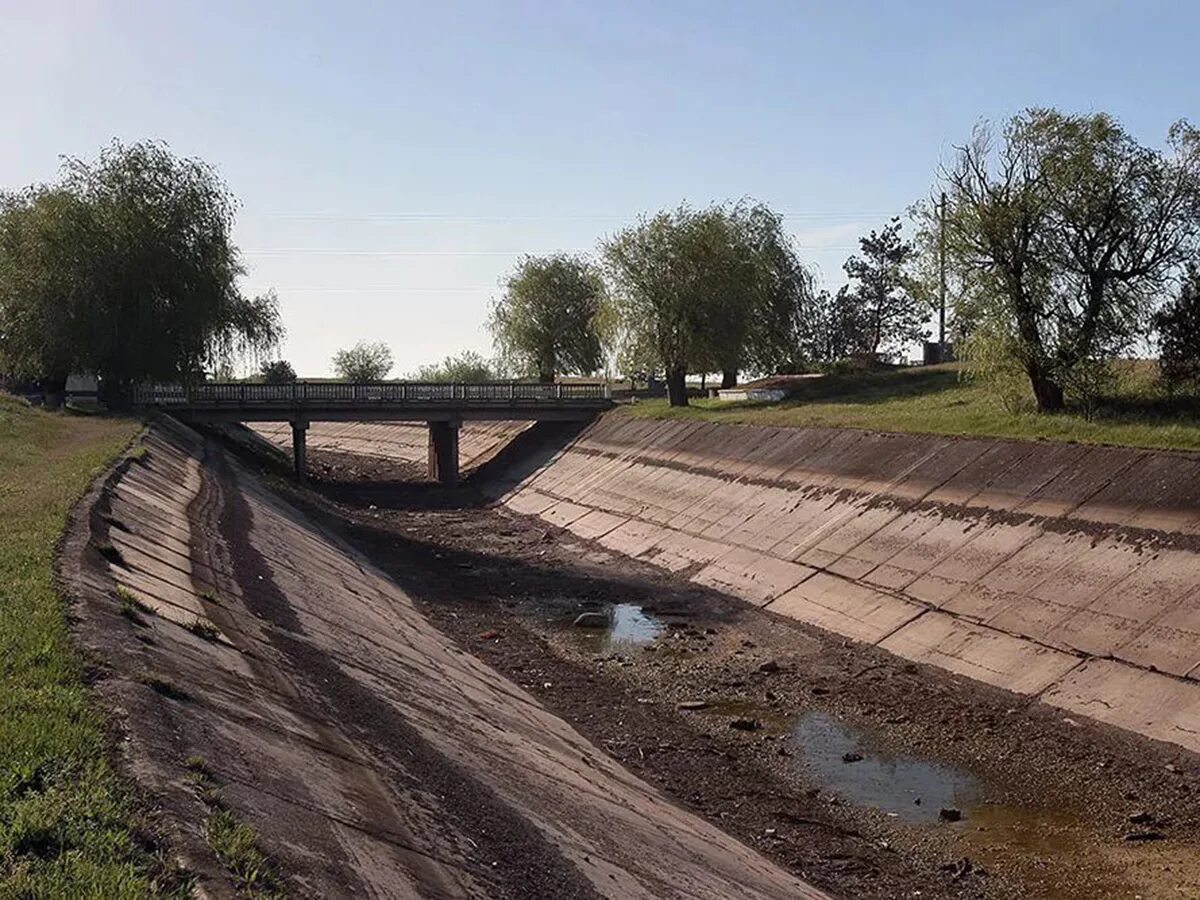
xmin=601 ymin=201 xmax=808 ymax=405
xmin=942 ymin=110 xmax=1200 ymax=411
xmin=741 ymin=205 xmax=818 ymax=377
xmin=0 ymin=140 xmax=281 ymax=404
xmin=601 ymin=205 xmax=737 ymax=405
xmin=488 ymin=253 xmax=604 ymax=382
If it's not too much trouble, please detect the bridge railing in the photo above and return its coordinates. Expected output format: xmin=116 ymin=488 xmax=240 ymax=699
xmin=132 ymin=381 xmax=611 ymax=407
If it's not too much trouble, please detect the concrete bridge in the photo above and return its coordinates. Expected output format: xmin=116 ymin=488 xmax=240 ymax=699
xmin=132 ymin=381 xmax=610 ymax=485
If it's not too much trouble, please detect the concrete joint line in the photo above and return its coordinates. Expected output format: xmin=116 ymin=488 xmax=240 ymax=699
xmin=1032 ymin=657 xmax=1088 ymax=701
xmin=216 ymin=773 xmax=481 ymax=875
xmin=871 ymin=607 xmax=930 ymax=647
xmin=1058 ymin=450 xmax=1152 ymax=521
xmin=823 ymin=442 xmax=994 ymax=579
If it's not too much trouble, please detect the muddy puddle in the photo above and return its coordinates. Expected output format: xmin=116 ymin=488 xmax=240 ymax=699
xmin=790 ymin=712 xmax=1167 ymax=899
xmin=793 ymin=712 xmax=976 ymax=824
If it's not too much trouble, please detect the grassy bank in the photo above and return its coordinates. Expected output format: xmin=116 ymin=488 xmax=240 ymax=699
xmin=626 ymin=364 xmax=1200 ymax=452
xmin=0 ymin=394 xmax=169 ymax=896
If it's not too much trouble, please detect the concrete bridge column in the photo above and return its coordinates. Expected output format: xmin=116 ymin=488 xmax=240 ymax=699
xmin=427 ymin=420 xmax=460 ymax=487
xmin=290 ymin=419 xmax=309 ymax=482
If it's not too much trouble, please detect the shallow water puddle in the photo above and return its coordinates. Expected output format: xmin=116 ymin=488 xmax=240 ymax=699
xmin=790 ymin=712 xmax=1160 ymax=898
xmin=609 ymin=603 xmax=664 ymax=646
xmin=792 ymin=712 xmax=978 ymax=824
xmin=571 ymin=603 xmax=664 ymax=650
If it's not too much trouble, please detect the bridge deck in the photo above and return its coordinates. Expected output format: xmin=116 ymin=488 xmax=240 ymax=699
xmin=133 ymin=381 xmax=611 ymax=422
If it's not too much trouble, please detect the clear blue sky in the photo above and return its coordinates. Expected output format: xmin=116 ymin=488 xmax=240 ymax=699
xmin=3 ymin=1 xmax=1195 ymax=375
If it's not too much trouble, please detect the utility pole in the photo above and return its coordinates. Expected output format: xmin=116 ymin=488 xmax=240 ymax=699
xmin=938 ymin=191 xmax=947 ymax=360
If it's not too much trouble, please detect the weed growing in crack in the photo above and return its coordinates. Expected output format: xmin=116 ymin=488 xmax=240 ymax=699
xmin=204 ymin=810 xmax=283 ymax=898
xmin=186 ymin=618 xmax=221 ymax=642
xmin=117 ymin=586 xmax=153 ymax=626
xmin=184 ymin=755 xmax=220 ymax=806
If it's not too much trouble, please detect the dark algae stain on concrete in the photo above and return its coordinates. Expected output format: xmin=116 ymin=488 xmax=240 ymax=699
xmin=211 ymin=447 xmax=600 ymax=899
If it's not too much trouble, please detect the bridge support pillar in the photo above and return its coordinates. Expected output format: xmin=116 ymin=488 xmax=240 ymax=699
xmin=290 ymin=419 xmax=308 ymax=482
xmin=427 ymin=420 xmax=460 ymax=487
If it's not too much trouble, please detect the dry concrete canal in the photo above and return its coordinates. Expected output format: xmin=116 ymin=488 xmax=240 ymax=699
xmin=63 ymin=411 xmax=1200 ymax=897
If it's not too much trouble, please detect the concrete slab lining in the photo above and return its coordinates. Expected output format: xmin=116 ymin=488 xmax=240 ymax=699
xmin=78 ymin=418 xmax=820 ymax=898
xmin=494 ymin=414 xmax=1200 ymax=755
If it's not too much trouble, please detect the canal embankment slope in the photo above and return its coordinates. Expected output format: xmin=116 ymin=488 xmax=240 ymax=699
xmin=488 ymin=411 xmax=1200 ymax=755
xmin=63 ymin=415 xmax=820 ymax=898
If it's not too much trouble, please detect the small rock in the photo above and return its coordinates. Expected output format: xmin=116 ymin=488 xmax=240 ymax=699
xmin=811 ymin=686 xmax=830 ymax=696
xmin=677 ymin=700 xmax=710 ymax=711
xmin=764 ymin=828 xmax=777 ymax=837
xmin=939 ymin=807 xmax=963 ymax=823
xmin=730 ymin=718 xmax=761 ymax=732
xmin=1123 ymin=830 xmax=1165 ymax=842
xmin=1166 ymin=764 xmax=1180 ymax=774
xmin=540 ymin=530 xmax=554 ymax=543
xmin=842 ymin=752 xmax=863 ymax=763
xmin=939 ymin=857 xmax=979 ymax=880
xmin=758 ymin=660 xmax=782 ymax=675
xmin=477 ymin=629 xmax=501 ymax=641
xmin=573 ymin=612 xmax=609 ymax=629
xmin=1128 ymin=811 xmax=1154 ymax=825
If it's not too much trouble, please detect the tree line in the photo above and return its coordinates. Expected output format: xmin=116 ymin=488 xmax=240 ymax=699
xmin=5 ymin=111 xmax=1200 ymax=414
xmin=489 ymin=109 xmax=1200 ymax=410
xmin=488 ymin=204 xmax=924 ymax=406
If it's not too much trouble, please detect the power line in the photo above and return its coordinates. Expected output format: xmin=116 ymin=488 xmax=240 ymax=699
xmin=277 ymin=286 xmax=496 ymax=293
xmin=260 ymin=210 xmax=901 ymax=223
xmin=244 ymin=245 xmax=862 ymax=256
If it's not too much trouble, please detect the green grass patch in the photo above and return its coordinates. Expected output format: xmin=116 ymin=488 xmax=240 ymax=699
xmin=184 ymin=619 xmax=220 ymax=642
xmin=203 ymin=810 xmax=282 ymax=898
xmin=626 ymin=363 xmax=1200 ymax=452
xmin=116 ymin=588 xmax=152 ymax=629
xmin=0 ymin=393 xmax=178 ymax=896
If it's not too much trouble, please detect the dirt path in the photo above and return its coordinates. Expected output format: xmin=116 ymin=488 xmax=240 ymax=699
xmin=279 ymin=445 xmax=1200 ymax=900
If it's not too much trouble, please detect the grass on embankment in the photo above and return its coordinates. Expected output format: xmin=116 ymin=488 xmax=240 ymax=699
xmin=0 ymin=394 xmax=177 ymax=896
xmin=626 ymin=363 xmax=1200 ymax=452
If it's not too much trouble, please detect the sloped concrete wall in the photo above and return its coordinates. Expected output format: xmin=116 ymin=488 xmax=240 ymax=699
xmin=74 ymin=417 xmax=817 ymax=898
xmin=491 ymin=414 xmax=1200 ymax=755
xmin=251 ymin=420 xmax=529 ymax=472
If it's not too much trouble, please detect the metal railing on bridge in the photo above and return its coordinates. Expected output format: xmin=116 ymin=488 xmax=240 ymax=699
xmin=132 ymin=381 xmax=612 ymax=408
